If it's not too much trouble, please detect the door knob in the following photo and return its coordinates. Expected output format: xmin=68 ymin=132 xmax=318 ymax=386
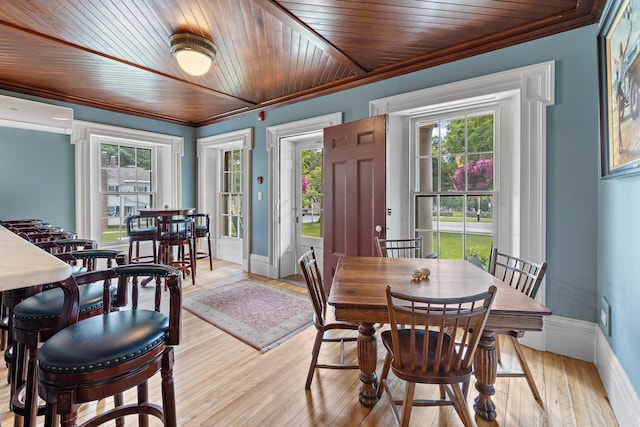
xmin=375 ymin=225 xmax=382 ymax=232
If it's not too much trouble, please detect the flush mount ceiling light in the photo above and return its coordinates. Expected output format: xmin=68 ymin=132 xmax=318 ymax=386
xmin=170 ymin=33 xmax=217 ymax=76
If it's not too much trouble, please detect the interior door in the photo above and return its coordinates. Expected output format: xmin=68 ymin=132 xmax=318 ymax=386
xmin=323 ymin=115 xmax=386 ymax=289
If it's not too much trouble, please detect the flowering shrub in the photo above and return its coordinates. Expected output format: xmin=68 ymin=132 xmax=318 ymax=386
xmin=452 ymin=157 xmax=493 ymax=191
xmin=302 ymin=175 xmax=309 ymax=194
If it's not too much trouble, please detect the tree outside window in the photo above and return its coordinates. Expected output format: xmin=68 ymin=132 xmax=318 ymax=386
xmin=414 ymin=112 xmax=494 ymax=268
xmin=300 ymin=148 xmax=323 ymax=238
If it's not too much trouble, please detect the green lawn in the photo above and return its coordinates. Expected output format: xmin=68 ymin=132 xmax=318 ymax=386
xmin=302 ymin=220 xmax=322 ymax=238
xmin=303 ymin=219 xmax=492 ymax=269
xmin=102 ymin=225 xmax=127 ymax=243
xmin=433 ymin=233 xmax=493 ymax=269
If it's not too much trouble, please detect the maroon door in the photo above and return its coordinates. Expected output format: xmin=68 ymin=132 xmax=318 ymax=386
xmin=323 ymin=115 xmax=386 ymax=289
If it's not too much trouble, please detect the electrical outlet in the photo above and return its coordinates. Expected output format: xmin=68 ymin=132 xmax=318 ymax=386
xmin=601 ymin=297 xmax=611 ymax=336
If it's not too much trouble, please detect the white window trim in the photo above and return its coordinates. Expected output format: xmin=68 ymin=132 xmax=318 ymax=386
xmin=371 ymin=61 xmax=553 ymax=269
xmin=370 ymin=62 xmax=553 ymax=352
xmin=197 ymin=128 xmax=253 ymax=270
xmin=72 ymin=120 xmax=183 ymax=243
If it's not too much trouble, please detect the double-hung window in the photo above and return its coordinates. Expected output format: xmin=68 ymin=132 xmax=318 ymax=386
xmin=412 ymin=106 xmax=496 ymax=267
xmin=100 ymin=143 xmax=155 ymax=244
xmin=72 ymin=121 xmax=182 ymax=247
xmin=220 ymin=148 xmax=243 ymax=239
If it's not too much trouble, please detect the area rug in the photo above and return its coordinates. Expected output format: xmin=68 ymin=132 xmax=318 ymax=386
xmin=183 ymin=278 xmax=313 ymax=352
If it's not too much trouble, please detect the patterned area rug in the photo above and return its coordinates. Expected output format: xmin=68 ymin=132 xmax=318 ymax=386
xmin=183 ymin=278 xmax=313 ymax=352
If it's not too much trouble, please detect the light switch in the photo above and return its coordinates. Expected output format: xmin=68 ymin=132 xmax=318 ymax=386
xmin=258 ymin=191 xmax=263 ymax=201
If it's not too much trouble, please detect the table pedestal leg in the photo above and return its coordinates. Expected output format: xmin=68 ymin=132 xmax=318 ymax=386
xmin=473 ymin=330 xmax=498 ymax=420
xmin=357 ymin=322 xmax=378 ymax=408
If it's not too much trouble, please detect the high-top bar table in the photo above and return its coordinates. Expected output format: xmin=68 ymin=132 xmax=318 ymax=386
xmin=0 ymin=225 xmax=72 ymax=427
xmin=328 ymin=256 xmax=552 ymax=421
xmin=138 ymin=207 xmax=195 ymax=218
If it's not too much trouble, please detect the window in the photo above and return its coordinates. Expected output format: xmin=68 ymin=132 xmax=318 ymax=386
xmin=412 ymin=108 xmax=495 ymax=267
xmin=372 ymin=61 xmax=552 ymax=315
xmin=100 ymin=143 xmax=154 ymax=244
xmin=72 ymin=120 xmax=183 ymax=246
xmin=220 ymin=148 xmax=243 ymax=238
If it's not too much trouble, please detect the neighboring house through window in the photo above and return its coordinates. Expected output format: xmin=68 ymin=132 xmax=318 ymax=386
xmin=100 ymin=143 xmax=154 ymax=244
xmin=72 ymin=120 xmax=183 ymax=246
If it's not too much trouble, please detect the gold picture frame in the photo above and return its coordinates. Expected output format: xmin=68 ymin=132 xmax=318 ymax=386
xmin=599 ymin=0 xmax=640 ymax=177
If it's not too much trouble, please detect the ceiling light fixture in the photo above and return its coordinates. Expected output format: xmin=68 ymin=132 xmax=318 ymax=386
xmin=170 ymin=33 xmax=217 ymax=76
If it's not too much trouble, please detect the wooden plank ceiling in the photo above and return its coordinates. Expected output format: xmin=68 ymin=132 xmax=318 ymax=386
xmin=0 ymin=0 xmax=606 ymax=127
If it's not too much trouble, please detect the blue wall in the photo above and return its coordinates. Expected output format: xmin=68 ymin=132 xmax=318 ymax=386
xmin=599 ymin=176 xmax=640 ymax=395
xmin=1 ymin=21 xmax=637 ymax=397
xmin=200 ymin=24 xmax=602 ymax=324
xmin=0 ymin=93 xmax=197 ymax=232
xmin=0 ymin=127 xmax=75 ymax=230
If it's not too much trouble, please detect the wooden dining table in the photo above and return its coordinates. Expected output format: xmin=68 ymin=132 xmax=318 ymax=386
xmin=137 ymin=208 xmax=196 ymax=285
xmin=327 ymin=256 xmax=552 ymax=421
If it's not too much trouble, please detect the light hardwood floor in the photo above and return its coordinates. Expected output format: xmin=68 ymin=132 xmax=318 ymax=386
xmin=0 ymin=259 xmax=619 ymax=426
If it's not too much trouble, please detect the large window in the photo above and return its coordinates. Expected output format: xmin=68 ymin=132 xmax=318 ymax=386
xmin=100 ymin=143 xmax=154 ymax=243
xmin=413 ymin=108 xmax=495 ymax=268
xmin=220 ymin=149 xmax=243 ymax=238
xmin=72 ymin=120 xmax=183 ymax=246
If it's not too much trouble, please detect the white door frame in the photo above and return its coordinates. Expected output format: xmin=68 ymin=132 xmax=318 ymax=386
xmin=292 ymin=135 xmax=324 ymax=276
xmin=266 ymin=113 xmax=342 ymax=278
xmin=197 ymin=128 xmax=253 ymax=270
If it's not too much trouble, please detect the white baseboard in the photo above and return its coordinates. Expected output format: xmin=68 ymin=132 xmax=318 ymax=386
xmin=538 ymin=315 xmax=639 ymax=427
xmin=544 ymin=314 xmax=596 ymax=362
xmin=595 ymin=327 xmax=640 ymax=427
xmin=248 ymin=253 xmax=271 ymax=277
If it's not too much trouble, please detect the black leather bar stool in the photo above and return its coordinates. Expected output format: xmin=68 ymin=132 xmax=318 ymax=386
xmin=10 ymin=249 xmax=125 ymax=427
xmin=188 ymin=213 xmax=213 ymax=270
xmin=157 ymin=216 xmax=196 ymax=285
xmin=37 ymin=264 xmax=182 ymax=427
xmin=126 ymin=214 xmax=157 ymax=264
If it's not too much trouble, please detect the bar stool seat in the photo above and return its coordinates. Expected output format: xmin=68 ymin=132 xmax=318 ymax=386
xmin=126 ymin=214 xmax=157 ymax=264
xmin=37 ymin=264 xmax=182 ymax=427
xmin=188 ymin=213 xmax=213 ymax=270
xmin=10 ymin=249 xmax=125 ymax=427
xmin=157 ymin=216 xmax=196 ymax=285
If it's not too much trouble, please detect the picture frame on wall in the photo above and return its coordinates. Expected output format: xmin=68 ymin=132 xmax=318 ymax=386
xmin=598 ymin=0 xmax=640 ymax=178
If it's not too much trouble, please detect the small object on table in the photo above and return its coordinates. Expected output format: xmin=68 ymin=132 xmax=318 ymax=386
xmin=421 ymin=267 xmax=430 ymax=279
xmin=412 ymin=270 xmax=422 ymax=281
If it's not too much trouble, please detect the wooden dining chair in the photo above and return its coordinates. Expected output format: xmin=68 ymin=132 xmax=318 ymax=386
xmin=37 ymin=264 xmax=182 ymax=427
xmin=378 ymin=284 xmax=497 ymax=427
xmin=467 ymin=255 xmax=486 ymax=270
xmin=489 ymin=247 xmax=548 ymax=406
xmin=298 ymin=247 xmax=359 ymax=389
xmin=375 ymin=236 xmax=424 ymax=258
